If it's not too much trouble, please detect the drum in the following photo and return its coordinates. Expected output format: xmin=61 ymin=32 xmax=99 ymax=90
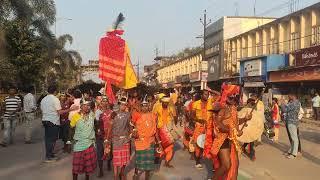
xmin=237 ymin=107 xmax=264 ymax=143
xmin=158 ymin=127 xmax=174 ymax=149
xmin=196 ymin=134 xmax=206 ymax=149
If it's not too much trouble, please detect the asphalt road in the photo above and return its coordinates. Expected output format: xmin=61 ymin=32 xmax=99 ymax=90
xmin=0 ymin=118 xmax=319 ymax=180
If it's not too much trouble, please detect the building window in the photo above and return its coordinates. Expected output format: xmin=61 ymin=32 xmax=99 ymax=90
xmin=256 ymin=42 xmax=263 ymax=56
xmin=290 ymin=32 xmax=300 ymax=51
xmin=312 ymin=25 xmax=320 ymax=46
xmin=270 ymin=38 xmax=279 ymax=54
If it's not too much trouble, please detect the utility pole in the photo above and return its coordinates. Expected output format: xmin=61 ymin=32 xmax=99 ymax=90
xmin=155 ymin=46 xmax=159 ymax=57
xmin=134 ymin=57 xmax=140 ymax=80
xmin=137 ymin=57 xmax=140 ymax=81
xmin=200 ymin=10 xmax=212 ymax=61
xmin=254 ymin=0 xmax=257 ymax=16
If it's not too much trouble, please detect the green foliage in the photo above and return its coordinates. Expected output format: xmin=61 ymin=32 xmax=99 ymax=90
xmin=0 ymin=1 xmax=82 ymax=91
xmin=171 ymin=46 xmax=203 ymax=59
xmin=5 ymin=20 xmax=46 ymax=87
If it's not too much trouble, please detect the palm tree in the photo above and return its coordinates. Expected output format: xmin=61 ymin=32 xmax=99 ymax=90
xmin=44 ymin=34 xmax=82 ymax=89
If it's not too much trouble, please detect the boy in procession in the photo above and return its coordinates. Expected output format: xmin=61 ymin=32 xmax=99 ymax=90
xmin=68 ymin=99 xmax=97 ymax=180
xmin=96 ymin=95 xmax=114 ymax=177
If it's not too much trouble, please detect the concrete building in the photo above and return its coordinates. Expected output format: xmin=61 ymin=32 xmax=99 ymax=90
xmin=143 ymin=63 xmax=160 ymax=86
xmin=81 ymin=60 xmax=102 ymax=83
xmin=156 ymin=52 xmax=206 ymax=90
xmin=225 ymin=3 xmax=320 ymax=76
xmin=206 ymin=16 xmax=276 ymax=88
xmin=224 ymin=2 xmax=320 ymax=112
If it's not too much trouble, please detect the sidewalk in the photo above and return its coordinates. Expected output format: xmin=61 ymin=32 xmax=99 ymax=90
xmin=239 ymin=124 xmax=320 ymax=180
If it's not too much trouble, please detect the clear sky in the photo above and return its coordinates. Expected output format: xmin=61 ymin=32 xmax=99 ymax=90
xmin=54 ymin=0 xmax=319 ymax=68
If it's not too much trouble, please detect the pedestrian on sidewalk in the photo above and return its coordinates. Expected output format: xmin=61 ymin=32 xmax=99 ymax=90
xmin=272 ymin=98 xmax=280 ymax=142
xmin=312 ymin=93 xmax=320 ymax=121
xmin=0 ymin=85 xmax=21 ymax=147
xmin=68 ymin=99 xmax=97 ymax=180
xmin=40 ymin=85 xmax=77 ymax=162
xmin=23 ymin=85 xmax=37 ymax=144
xmin=282 ymin=93 xmax=301 ymax=159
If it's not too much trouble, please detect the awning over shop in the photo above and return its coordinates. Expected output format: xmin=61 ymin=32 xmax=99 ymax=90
xmin=191 ymin=81 xmax=201 ymax=87
xmin=244 ymin=82 xmax=265 ymax=87
xmin=269 ymin=66 xmax=320 ymax=82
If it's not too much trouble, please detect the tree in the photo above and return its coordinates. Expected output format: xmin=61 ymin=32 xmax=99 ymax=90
xmin=0 ymin=1 xmax=82 ymax=91
xmin=52 ymin=34 xmax=82 ymax=89
xmin=4 ymin=20 xmax=46 ymax=88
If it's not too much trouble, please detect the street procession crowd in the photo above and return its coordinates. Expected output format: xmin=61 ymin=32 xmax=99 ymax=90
xmin=0 ymin=12 xmax=307 ymax=180
xmin=0 ymin=80 xmax=304 ymax=180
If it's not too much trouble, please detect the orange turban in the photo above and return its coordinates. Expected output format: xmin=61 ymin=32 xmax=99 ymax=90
xmin=220 ymin=83 xmax=240 ymax=106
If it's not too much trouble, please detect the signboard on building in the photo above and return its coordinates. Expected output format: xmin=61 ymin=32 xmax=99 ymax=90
xmin=269 ymin=66 xmax=320 ymax=82
xmin=201 ymin=72 xmax=208 ymax=81
xmin=294 ymin=45 xmax=320 ymax=67
xmin=201 ymin=61 xmax=208 ymax=71
xmin=176 ymin=75 xmax=182 ymax=83
xmin=242 ymin=76 xmax=265 ymax=82
xmin=207 ymin=56 xmax=220 ymax=81
xmin=181 ymin=74 xmax=190 ymax=82
xmin=243 ymin=59 xmax=262 ymax=77
xmin=190 ymin=71 xmax=200 ymax=82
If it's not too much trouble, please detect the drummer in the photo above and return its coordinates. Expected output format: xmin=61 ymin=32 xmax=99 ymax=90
xmin=191 ymin=89 xmax=213 ymax=169
xmin=155 ymin=96 xmax=180 ymax=168
xmin=242 ymin=98 xmax=258 ymax=161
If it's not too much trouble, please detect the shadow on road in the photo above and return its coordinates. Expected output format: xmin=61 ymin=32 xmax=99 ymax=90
xmin=264 ymin=137 xmax=320 ymax=166
xmin=300 ymin=130 xmax=320 ymax=145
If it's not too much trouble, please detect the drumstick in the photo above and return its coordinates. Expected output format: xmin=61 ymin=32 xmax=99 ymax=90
xmin=240 ymin=88 xmax=266 ymax=131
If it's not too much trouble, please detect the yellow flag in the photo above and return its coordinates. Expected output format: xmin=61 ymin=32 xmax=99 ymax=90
xmin=118 ymin=43 xmax=138 ymax=89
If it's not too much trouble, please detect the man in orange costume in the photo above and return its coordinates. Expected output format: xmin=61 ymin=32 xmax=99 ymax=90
xmin=155 ymin=96 xmax=179 ymax=168
xmin=210 ymin=84 xmax=252 ymax=180
xmin=132 ymin=97 xmax=157 ymax=180
xmin=191 ymin=90 xmax=213 ymax=169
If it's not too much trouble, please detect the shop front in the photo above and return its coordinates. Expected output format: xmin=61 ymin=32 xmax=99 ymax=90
xmin=269 ymin=66 xmax=320 ymax=115
xmin=268 ymin=45 xmax=320 ymax=114
xmin=240 ymin=55 xmax=287 ymax=103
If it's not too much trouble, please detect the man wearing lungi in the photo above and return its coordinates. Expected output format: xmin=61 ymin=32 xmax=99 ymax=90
xmin=132 ymin=97 xmax=158 ymax=180
xmin=155 ymin=96 xmax=180 ymax=168
xmin=68 ymin=99 xmax=97 ymax=180
xmin=111 ymin=97 xmax=131 ymax=180
xmin=191 ymin=90 xmax=213 ymax=169
xmin=95 ymin=95 xmax=113 ymax=177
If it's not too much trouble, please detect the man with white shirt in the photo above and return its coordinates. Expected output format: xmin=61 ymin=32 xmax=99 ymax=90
xmin=23 ymin=86 xmax=37 ymax=144
xmin=40 ymin=85 xmax=78 ymax=162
